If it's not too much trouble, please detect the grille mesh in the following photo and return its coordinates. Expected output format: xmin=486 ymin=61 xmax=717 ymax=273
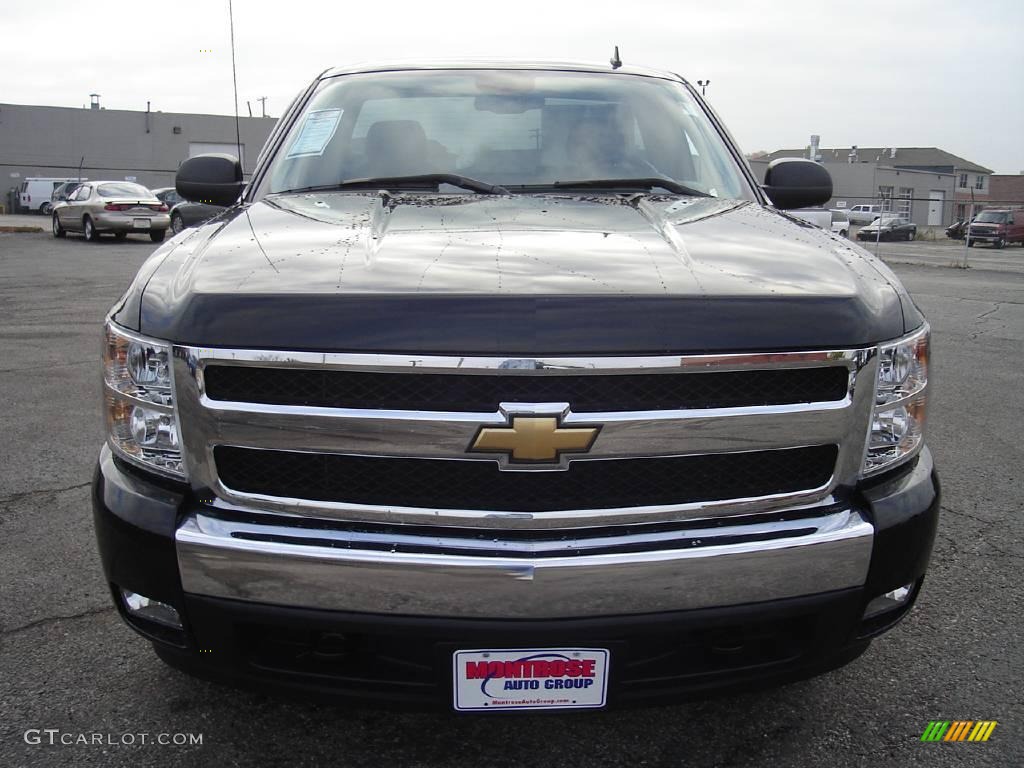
xmin=215 ymin=445 xmax=838 ymax=512
xmin=203 ymin=365 xmax=849 ymax=413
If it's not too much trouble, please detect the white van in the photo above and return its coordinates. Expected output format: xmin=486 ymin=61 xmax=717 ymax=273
xmin=18 ymin=177 xmax=83 ymax=214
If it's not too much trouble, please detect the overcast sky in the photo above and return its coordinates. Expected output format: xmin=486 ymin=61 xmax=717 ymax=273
xmin=4 ymin=0 xmax=1022 ymax=173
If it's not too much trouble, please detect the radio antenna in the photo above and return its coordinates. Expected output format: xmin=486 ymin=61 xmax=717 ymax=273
xmin=610 ymin=45 xmax=622 ymax=70
xmin=228 ymin=0 xmax=243 ymax=172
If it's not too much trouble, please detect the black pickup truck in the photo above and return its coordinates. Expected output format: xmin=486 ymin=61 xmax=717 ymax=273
xmin=93 ymin=60 xmax=938 ymax=712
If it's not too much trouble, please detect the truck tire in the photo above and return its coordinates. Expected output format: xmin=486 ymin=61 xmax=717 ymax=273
xmin=993 ymin=238 xmax=1004 ymax=249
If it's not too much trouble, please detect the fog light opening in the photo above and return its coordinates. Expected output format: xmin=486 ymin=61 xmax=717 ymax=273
xmin=120 ymin=588 xmax=183 ymax=630
xmin=863 ymin=582 xmax=916 ymax=620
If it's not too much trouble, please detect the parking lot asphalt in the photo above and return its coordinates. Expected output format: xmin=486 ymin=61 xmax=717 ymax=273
xmin=1 ymin=231 xmax=1021 ymax=767
xmin=853 ymin=232 xmax=1024 ymax=274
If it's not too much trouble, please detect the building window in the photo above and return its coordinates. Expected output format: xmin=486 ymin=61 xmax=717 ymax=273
xmin=959 ymin=173 xmax=968 ymax=188
xmin=879 ymin=185 xmax=894 ymax=212
xmin=897 ymin=187 xmax=913 ymax=217
xmin=974 ymin=175 xmax=986 ymax=190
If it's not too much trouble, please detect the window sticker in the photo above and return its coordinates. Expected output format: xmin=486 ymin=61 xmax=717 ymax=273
xmin=286 ymin=108 xmax=343 ymax=158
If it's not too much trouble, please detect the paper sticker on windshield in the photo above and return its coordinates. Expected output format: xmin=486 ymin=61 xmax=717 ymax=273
xmin=286 ymin=108 xmax=343 ymax=158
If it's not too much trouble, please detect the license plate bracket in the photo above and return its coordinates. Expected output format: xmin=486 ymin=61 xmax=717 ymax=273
xmin=453 ymin=648 xmax=609 ymax=711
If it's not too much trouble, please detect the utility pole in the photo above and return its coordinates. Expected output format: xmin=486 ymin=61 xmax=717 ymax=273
xmin=257 ymin=96 xmax=268 ymax=118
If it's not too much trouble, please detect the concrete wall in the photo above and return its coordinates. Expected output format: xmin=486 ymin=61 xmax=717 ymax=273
xmin=0 ymin=103 xmax=277 ymax=206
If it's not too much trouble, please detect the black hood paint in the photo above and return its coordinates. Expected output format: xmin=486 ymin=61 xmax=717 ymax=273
xmin=119 ymin=193 xmax=919 ymax=355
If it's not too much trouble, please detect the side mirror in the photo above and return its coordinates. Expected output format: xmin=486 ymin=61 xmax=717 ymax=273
xmin=762 ymin=158 xmax=832 ymax=210
xmin=176 ymin=153 xmax=243 ymax=207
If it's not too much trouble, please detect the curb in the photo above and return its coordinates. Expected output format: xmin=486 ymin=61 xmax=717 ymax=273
xmin=0 ymin=226 xmax=45 ymax=233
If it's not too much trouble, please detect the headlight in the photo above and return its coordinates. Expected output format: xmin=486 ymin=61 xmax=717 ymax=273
xmin=103 ymin=321 xmax=185 ymax=479
xmin=862 ymin=324 xmax=929 ymax=476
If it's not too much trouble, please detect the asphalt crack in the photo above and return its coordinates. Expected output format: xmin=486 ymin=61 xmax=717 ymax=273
xmin=938 ymin=504 xmax=999 ymax=527
xmin=0 ymin=480 xmax=91 ymax=507
xmin=1 ymin=605 xmax=114 ymax=637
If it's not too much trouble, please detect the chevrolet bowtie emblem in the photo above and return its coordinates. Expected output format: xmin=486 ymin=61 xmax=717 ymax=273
xmin=469 ymin=415 xmax=599 ymax=464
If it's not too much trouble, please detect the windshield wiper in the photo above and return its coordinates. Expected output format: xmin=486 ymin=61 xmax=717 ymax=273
xmin=547 ymin=178 xmax=709 ymax=196
xmin=281 ymin=174 xmax=509 ymax=195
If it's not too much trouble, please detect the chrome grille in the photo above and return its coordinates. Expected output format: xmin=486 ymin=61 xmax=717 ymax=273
xmin=172 ymin=347 xmax=877 ymax=529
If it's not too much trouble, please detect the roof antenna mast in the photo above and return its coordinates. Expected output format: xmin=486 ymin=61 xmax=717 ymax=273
xmin=610 ymin=45 xmax=622 ymax=70
xmin=228 ymin=0 xmax=243 ymax=174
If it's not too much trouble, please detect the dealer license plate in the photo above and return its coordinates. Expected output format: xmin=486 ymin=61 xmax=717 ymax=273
xmin=453 ymin=648 xmax=609 ymax=711
xmin=133 ymin=218 xmax=150 ymax=229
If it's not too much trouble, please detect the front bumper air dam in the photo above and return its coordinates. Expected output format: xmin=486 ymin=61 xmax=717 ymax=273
xmin=92 ymin=444 xmax=939 ymax=706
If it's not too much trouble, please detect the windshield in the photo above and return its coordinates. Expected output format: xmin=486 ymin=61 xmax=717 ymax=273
xmin=262 ymin=70 xmax=751 ymax=199
xmin=974 ymin=211 xmax=1008 ymax=223
xmin=97 ymin=182 xmax=152 ymax=198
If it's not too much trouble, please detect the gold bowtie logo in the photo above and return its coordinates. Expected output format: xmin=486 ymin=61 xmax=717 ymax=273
xmin=469 ymin=415 xmax=599 ymax=464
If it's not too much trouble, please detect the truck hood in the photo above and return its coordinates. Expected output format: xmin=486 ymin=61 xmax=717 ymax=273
xmin=124 ymin=192 xmax=916 ymax=354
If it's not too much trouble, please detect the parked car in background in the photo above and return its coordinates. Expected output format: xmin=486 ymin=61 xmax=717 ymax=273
xmin=856 ymin=215 xmax=916 ymax=242
xmin=51 ymin=181 xmax=170 ymax=242
xmin=153 ymin=187 xmax=225 ymax=234
xmin=830 ymin=209 xmax=850 ymax=237
xmin=966 ymin=209 xmax=1024 ymax=248
xmin=152 ymin=187 xmax=184 ymax=208
xmin=945 ymin=218 xmax=971 ymax=240
xmin=49 ymin=180 xmax=86 ymax=211
xmin=18 ymin=177 xmax=82 ymax=214
xmin=846 ymin=204 xmax=882 ymax=225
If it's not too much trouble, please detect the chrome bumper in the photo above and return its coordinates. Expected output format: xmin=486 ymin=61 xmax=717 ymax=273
xmin=95 ymin=212 xmax=170 ymax=230
xmin=176 ymin=507 xmax=874 ymax=619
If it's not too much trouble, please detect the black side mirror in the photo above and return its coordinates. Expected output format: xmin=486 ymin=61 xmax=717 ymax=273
xmin=176 ymin=153 xmax=243 ymax=207
xmin=762 ymin=158 xmax=832 ymax=210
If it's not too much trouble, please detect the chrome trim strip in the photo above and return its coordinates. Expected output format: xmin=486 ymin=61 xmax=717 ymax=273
xmin=186 ymin=346 xmax=865 ymax=375
xmin=176 ymin=508 xmax=874 ymax=618
xmin=196 ymin=397 xmax=852 ymax=464
xmin=208 ymin=479 xmax=838 ymax=529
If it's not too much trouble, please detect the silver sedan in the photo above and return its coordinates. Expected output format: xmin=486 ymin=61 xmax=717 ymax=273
xmin=52 ymin=181 xmax=170 ymax=242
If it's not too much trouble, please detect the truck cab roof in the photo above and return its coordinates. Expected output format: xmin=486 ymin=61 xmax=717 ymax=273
xmin=321 ymin=59 xmax=687 ymax=83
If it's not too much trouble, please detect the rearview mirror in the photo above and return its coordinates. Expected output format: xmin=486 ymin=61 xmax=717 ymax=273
xmin=762 ymin=158 xmax=832 ymax=210
xmin=176 ymin=153 xmax=243 ymax=207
